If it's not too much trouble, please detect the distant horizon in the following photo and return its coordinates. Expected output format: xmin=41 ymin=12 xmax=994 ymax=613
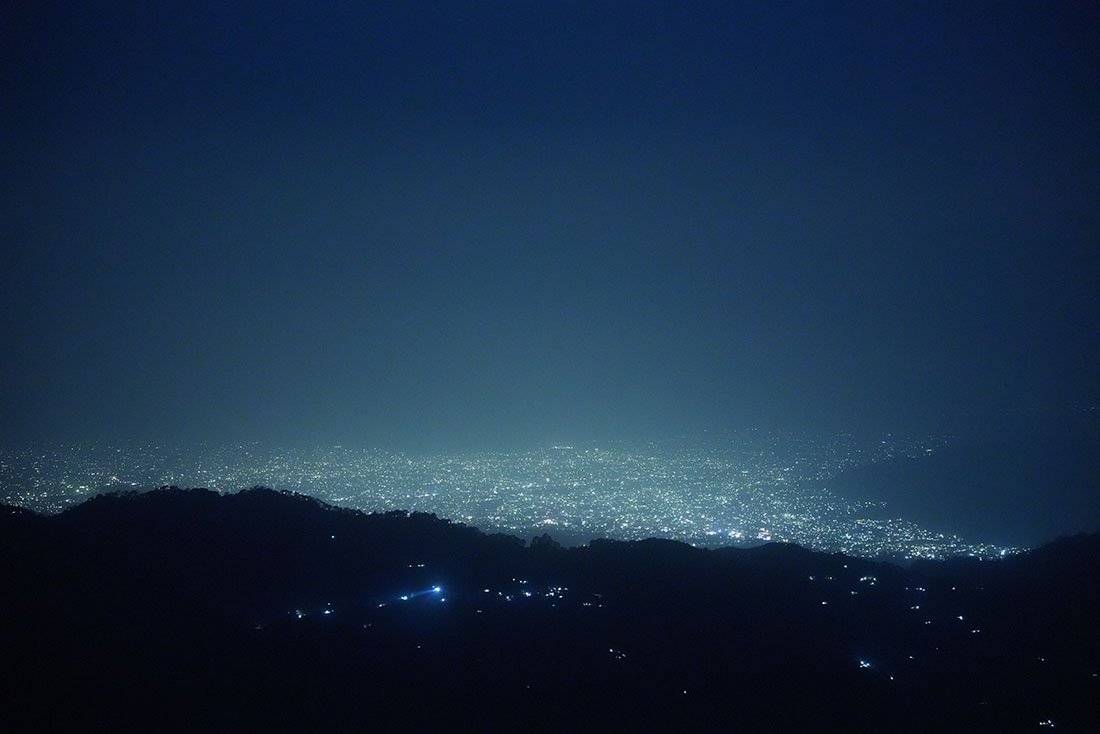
xmin=4 ymin=3 xmax=1098 ymax=571
xmin=3 ymin=398 xmax=1095 ymax=459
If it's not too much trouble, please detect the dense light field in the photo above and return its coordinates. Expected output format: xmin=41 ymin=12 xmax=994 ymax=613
xmin=0 ymin=434 xmax=1017 ymax=560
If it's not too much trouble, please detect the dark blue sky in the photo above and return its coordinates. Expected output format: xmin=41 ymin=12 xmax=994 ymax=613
xmin=2 ymin=2 xmax=1098 ymax=449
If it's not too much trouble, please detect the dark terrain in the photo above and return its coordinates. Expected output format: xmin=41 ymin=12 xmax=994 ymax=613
xmin=2 ymin=487 xmax=1097 ymax=732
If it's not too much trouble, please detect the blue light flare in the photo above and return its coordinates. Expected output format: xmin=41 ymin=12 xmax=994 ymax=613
xmin=396 ymin=585 xmax=445 ymax=602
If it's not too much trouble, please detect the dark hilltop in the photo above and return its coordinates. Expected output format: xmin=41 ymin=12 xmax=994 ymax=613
xmin=2 ymin=487 xmax=1097 ymax=732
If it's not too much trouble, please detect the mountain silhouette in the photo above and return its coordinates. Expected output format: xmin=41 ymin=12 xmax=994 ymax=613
xmin=2 ymin=487 xmax=1097 ymax=732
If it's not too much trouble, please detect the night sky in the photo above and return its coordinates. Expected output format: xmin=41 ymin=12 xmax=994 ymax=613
xmin=3 ymin=2 xmax=1098 ymax=450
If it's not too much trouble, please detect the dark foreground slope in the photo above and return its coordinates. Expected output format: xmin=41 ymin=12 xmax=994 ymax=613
xmin=2 ymin=488 xmax=1097 ymax=732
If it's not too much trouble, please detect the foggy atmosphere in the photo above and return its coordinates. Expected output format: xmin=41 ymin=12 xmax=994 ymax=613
xmin=2 ymin=2 xmax=1098 ymax=731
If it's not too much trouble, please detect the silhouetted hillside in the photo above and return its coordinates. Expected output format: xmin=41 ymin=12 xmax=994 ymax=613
xmin=2 ymin=487 xmax=1097 ymax=732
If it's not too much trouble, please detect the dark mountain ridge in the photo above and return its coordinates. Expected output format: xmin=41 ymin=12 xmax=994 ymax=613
xmin=2 ymin=487 xmax=1097 ymax=732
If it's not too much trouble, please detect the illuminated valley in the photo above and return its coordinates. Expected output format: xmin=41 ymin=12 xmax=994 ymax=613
xmin=0 ymin=434 xmax=1018 ymax=560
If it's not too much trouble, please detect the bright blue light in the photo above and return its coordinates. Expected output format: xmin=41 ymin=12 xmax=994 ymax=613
xmin=397 ymin=586 xmax=445 ymax=602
